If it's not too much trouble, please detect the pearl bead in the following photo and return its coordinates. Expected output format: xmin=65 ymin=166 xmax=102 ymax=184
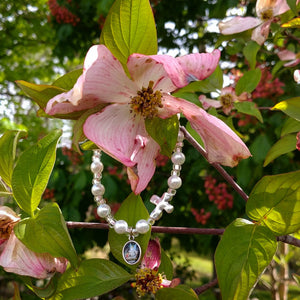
xmin=114 ymin=220 xmax=128 ymax=234
xmin=171 ymin=152 xmax=185 ymax=165
xmin=168 ymin=175 xmax=182 ymax=189
xmin=136 ymin=219 xmax=150 ymax=234
xmin=177 ymin=131 xmax=184 ymax=142
xmin=97 ymin=204 xmax=111 ymax=218
xmin=91 ymin=160 xmax=104 ymax=173
xmin=91 ymin=183 xmax=105 ymax=196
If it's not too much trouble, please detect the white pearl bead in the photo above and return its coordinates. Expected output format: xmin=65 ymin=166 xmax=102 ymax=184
xmin=171 ymin=152 xmax=185 ymax=165
xmin=97 ymin=204 xmax=111 ymax=218
xmin=91 ymin=183 xmax=105 ymax=196
xmin=91 ymin=160 xmax=104 ymax=173
xmin=135 ymin=219 xmax=150 ymax=234
xmin=114 ymin=220 xmax=128 ymax=234
xmin=168 ymin=175 xmax=182 ymax=189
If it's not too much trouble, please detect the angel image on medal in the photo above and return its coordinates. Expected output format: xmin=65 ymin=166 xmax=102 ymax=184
xmin=123 ymin=240 xmax=141 ymax=265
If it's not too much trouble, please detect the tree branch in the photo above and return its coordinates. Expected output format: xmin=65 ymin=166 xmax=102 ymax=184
xmin=194 ymin=278 xmax=218 ymax=295
xmin=66 ymin=222 xmax=300 ymax=248
xmin=180 ymin=126 xmax=249 ymax=202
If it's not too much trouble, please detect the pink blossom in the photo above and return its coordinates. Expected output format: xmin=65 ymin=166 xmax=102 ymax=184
xmin=0 ymin=206 xmax=68 ymax=279
xmin=0 ymin=231 xmax=68 ymax=279
xmin=46 ymin=45 xmax=251 ymax=194
xmin=132 ymin=239 xmax=180 ymax=296
xmin=219 ymin=0 xmax=293 ymax=45
xmin=199 ymin=86 xmax=249 ymax=115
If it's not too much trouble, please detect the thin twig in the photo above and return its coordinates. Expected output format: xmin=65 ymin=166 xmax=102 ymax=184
xmin=194 ymin=278 xmax=218 ymax=295
xmin=66 ymin=222 xmax=300 ymax=248
xmin=180 ymin=126 xmax=249 ymax=202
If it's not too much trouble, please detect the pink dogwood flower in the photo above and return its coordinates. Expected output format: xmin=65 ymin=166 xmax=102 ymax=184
xmin=199 ymin=86 xmax=249 ymax=115
xmin=132 ymin=238 xmax=180 ymax=297
xmin=0 ymin=206 xmax=68 ymax=279
xmin=46 ymin=45 xmax=251 ymax=194
xmin=219 ymin=0 xmax=293 ymax=45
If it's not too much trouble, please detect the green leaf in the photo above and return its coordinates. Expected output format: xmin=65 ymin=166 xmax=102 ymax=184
xmin=108 ymin=193 xmax=151 ymax=268
xmin=16 ymin=80 xmax=65 ymax=110
xmin=282 ymin=17 xmax=300 ymax=28
xmin=0 ymin=130 xmax=27 ymax=187
xmin=11 ymin=130 xmax=62 ymax=215
xmin=243 ymin=41 xmax=260 ymax=70
xmin=246 ymin=171 xmax=300 ymax=235
xmin=286 ymin=0 xmax=298 ymax=16
xmin=14 ymin=202 xmax=78 ymax=267
xmin=145 ymin=116 xmax=179 ymax=157
xmin=21 ymin=276 xmax=57 ymax=299
xmin=156 ymin=285 xmax=198 ymax=300
xmin=281 ymin=118 xmax=300 ymax=136
xmin=234 ymin=101 xmax=263 ymax=123
xmin=49 ymin=259 xmax=132 ymax=300
xmin=272 ymin=97 xmax=300 ymax=121
xmin=235 ymin=68 xmax=262 ymax=96
xmin=52 ymin=69 xmax=82 ymax=90
xmin=0 ymin=180 xmax=12 ymax=197
xmin=158 ymin=249 xmax=173 ymax=280
xmin=263 ymin=134 xmax=296 ymax=166
xmin=174 ymin=66 xmax=223 ymax=94
xmin=215 ymin=218 xmax=277 ymax=300
xmin=100 ymin=0 xmax=157 ymax=70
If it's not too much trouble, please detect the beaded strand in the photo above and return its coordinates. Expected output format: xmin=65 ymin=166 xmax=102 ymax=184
xmin=91 ymin=130 xmax=185 ymax=238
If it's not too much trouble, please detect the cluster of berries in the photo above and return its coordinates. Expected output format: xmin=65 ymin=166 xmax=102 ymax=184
xmin=48 ymin=0 xmax=80 ymax=26
xmin=191 ymin=208 xmax=211 ymax=225
xmin=61 ymin=147 xmax=82 ymax=165
xmin=204 ymin=176 xmax=233 ymax=210
xmin=252 ymin=68 xmax=285 ymax=100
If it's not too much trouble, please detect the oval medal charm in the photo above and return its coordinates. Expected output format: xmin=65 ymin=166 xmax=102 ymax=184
xmin=122 ymin=240 xmax=142 ymax=265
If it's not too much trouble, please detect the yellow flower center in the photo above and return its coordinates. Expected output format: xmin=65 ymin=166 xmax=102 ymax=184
xmin=132 ymin=267 xmax=163 ymax=297
xmin=260 ymin=8 xmax=274 ymax=21
xmin=130 ymin=81 xmax=163 ymax=119
xmin=220 ymin=93 xmax=234 ymax=108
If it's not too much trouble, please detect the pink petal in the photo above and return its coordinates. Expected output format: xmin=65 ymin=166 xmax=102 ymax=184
xmin=0 ymin=232 xmax=68 ymax=279
xmin=278 ymin=49 xmax=297 ymax=61
xmin=127 ymin=54 xmax=179 ymax=92
xmin=46 ymin=45 xmax=137 ymax=115
xmin=83 ymin=104 xmax=160 ymax=194
xmin=161 ymin=95 xmax=251 ymax=167
xmin=175 ymin=49 xmax=221 ymax=81
xmin=141 ymin=238 xmax=161 ymax=269
xmin=199 ymin=95 xmax=222 ymax=110
xmin=251 ymin=21 xmax=271 ymax=45
xmin=219 ymin=17 xmax=262 ymax=35
xmin=0 ymin=206 xmax=20 ymax=241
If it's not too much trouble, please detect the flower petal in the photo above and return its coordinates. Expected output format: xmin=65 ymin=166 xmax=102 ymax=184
xmin=83 ymin=104 xmax=160 ymax=194
xmin=199 ymin=95 xmax=222 ymax=110
xmin=219 ymin=17 xmax=262 ymax=35
xmin=127 ymin=54 xmax=186 ymax=91
xmin=0 ymin=232 xmax=67 ymax=279
xmin=256 ymin=0 xmax=291 ymax=17
xmin=251 ymin=21 xmax=271 ymax=45
xmin=46 ymin=45 xmax=137 ymax=115
xmin=175 ymin=49 xmax=221 ymax=81
xmin=161 ymin=95 xmax=251 ymax=167
xmin=141 ymin=238 xmax=161 ymax=269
